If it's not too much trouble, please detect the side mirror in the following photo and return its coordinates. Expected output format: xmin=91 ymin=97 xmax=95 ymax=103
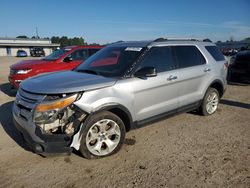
xmin=64 ymin=56 xmax=73 ymax=62
xmin=134 ymin=67 xmax=157 ymax=78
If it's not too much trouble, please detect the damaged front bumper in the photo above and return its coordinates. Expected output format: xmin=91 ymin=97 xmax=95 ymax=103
xmin=12 ymin=89 xmax=87 ymax=156
xmin=13 ymin=116 xmax=73 ymax=154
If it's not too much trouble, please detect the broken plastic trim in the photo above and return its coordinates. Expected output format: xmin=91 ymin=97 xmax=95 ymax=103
xmin=35 ymin=104 xmax=87 ymax=135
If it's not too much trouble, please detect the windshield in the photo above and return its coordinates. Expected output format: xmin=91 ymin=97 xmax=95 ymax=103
xmin=43 ymin=48 xmax=68 ymax=60
xmin=75 ymin=46 xmax=144 ymax=77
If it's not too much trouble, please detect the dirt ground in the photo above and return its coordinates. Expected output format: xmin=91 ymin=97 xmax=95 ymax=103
xmin=0 ymin=57 xmax=249 ymax=188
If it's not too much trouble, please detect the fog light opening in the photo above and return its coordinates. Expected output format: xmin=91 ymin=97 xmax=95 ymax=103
xmin=34 ymin=144 xmax=44 ymax=153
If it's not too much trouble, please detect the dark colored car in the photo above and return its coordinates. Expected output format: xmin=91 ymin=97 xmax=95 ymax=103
xmin=228 ymin=51 xmax=250 ymax=82
xmin=30 ymin=47 xmax=45 ymax=57
xmin=9 ymin=45 xmax=103 ymax=88
xmin=16 ymin=50 xmax=28 ymax=57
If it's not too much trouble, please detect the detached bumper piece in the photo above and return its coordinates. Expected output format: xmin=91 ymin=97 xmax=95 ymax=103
xmin=14 ymin=118 xmax=73 ymax=156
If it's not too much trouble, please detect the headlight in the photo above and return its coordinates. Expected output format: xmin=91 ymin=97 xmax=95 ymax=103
xmin=34 ymin=94 xmax=78 ymax=123
xmin=16 ymin=69 xmax=32 ymax=74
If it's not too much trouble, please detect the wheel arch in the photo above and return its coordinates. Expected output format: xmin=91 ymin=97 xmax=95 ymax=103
xmin=92 ymin=104 xmax=133 ymax=132
xmin=208 ymin=79 xmax=225 ymax=98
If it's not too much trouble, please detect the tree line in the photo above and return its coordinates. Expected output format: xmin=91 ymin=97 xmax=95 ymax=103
xmin=51 ymin=36 xmax=87 ymax=47
xmin=16 ymin=35 xmax=101 ymax=47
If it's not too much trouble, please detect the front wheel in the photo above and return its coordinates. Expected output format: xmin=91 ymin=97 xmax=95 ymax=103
xmin=79 ymin=111 xmax=126 ymax=159
xmin=199 ymin=88 xmax=220 ymax=116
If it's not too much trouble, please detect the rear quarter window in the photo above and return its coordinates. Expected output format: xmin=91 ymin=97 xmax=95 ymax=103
xmin=205 ymin=46 xmax=225 ymax=61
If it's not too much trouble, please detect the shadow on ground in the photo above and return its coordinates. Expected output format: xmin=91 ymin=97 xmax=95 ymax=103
xmin=228 ymin=81 xmax=250 ymax=86
xmin=0 ymin=83 xmax=17 ymax=97
xmin=0 ymin=101 xmax=31 ymax=151
xmin=220 ymin=99 xmax=250 ymax=110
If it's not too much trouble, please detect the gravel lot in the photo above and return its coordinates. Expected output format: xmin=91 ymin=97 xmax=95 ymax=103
xmin=0 ymin=57 xmax=249 ymax=187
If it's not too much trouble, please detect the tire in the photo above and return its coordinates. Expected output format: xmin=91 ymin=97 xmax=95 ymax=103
xmin=199 ymin=87 xmax=220 ymax=116
xmin=79 ymin=111 xmax=126 ymax=159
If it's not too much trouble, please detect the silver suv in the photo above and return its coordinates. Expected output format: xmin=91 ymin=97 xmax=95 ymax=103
xmin=13 ymin=38 xmax=227 ymax=159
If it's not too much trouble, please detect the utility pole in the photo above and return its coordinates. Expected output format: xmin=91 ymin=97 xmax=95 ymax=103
xmin=36 ymin=27 xmax=39 ymax=38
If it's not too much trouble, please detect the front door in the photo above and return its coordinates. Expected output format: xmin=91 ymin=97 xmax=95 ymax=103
xmin=132 ymin=46 xmax=179 ymax=121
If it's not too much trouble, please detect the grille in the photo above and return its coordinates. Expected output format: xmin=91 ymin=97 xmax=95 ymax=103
xmin=14 ymin=89 xmax=45 ymax=121
xmin=9 ymin=69 xmax=16 ymax=75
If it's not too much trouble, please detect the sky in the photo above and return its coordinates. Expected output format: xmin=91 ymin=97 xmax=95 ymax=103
xmin=0 ymin=0 xmax=250 ymax=44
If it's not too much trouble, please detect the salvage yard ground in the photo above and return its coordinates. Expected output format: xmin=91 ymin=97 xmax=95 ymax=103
xmin=0 ymin=57 xmax=249 ymax=187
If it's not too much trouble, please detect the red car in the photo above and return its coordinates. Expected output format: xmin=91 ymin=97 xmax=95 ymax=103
xmin=9 ymin=45 xmax=103 ymax=88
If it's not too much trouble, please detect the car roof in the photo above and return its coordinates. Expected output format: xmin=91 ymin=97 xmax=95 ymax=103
xmin=150 ymin=40 xmax=214 ymax=47
xmin=63 ymin=45 xmax=103 ymax=51
xmin=109 ymin=39 xmax=214 ymax=48
xmin=109 ymin=40 xmax=153 ymax=48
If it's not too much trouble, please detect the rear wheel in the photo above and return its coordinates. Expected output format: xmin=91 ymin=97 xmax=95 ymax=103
xmin=79 ymin=111 xmax=125 ymax=159
xmin=200 ymin=88 xmax=220 ymax=116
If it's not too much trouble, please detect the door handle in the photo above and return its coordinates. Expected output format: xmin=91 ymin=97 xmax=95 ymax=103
xmin=167 ymin=75 xmax=178 ymax=81
xmin=204 ymin=68 xmax=211 ymax=72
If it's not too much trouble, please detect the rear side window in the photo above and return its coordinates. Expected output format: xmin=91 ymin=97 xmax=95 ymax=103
xmin=173 ymin=46 xmax=206 ymax=68
xmin=89 ymin=48 xmax=101 ymax=56
xmin=205 ymin=46 xmax=225 ymax=61
xmin=139 ymin=46 xmax=176 ymax=72
xmin=69 ymin=49 xmax=89 ymax=61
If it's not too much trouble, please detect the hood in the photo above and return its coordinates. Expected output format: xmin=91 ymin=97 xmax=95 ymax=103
xmin=10 ymin=59 xmax=53 ymax=69
xmin=20 ymin=71 xmax=117 ymax=94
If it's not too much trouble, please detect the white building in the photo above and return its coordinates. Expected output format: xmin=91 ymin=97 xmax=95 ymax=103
xmin=0 ymin=37 xmax=60 ymax=56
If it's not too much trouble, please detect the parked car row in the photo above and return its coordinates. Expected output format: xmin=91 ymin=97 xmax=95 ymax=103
xmin=11 ymin=38 xmax=228 ymax=159
xmin=16 ymin=48 xmax=46 ymax=57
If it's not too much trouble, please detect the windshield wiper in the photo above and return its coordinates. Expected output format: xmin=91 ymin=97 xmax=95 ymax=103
xmin=75 ymin=69 xmax=99 ymax=75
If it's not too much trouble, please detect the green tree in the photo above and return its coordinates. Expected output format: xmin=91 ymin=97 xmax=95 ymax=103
xmin=51 ymin=36 xmax=87 ymax=47
xmin=17 ymin=35 xmax=28 ymax=39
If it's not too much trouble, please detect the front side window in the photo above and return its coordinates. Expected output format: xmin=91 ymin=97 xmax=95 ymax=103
xmin=43 ymin=49 xmax=68 ymax=60
xmin=67 ymin=49 xmax=89 ymax=61
xmin=75 ymin=46 xmax=144 ymax=77
xmin=173 ymin=46 xmax=206 ymax=68
xmin=137 ymin=46 xmax=176 ymax=73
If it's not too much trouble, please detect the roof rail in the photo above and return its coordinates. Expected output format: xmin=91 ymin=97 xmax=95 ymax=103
xmin=112 ymin=40 xmax=124 ymax=44
xmin=153 ymin=37 xmax=212 ymax=42
xmin=154 ymin=37 xmax=199 ymax=42
xmin=203 ymin=39 xmax=212 ymax=42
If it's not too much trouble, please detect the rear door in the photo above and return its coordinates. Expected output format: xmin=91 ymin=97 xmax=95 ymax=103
xmin=172 ymin=45 xmax=210 ymax=108
xmin=132 ymin=46 xmax=180 ymax=121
